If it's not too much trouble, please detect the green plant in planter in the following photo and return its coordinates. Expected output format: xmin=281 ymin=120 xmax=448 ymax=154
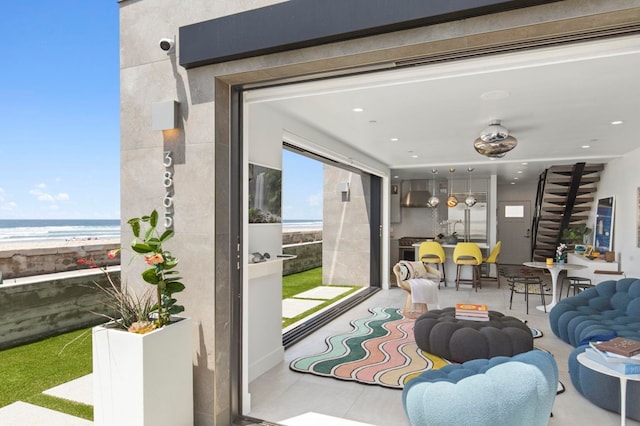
xmin=129 ymin=209 xmax=185 ymax=328
xmin=562 ymin=224 xmax=593 ymax=245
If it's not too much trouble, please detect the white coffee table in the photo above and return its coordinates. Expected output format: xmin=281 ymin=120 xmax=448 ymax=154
xmin=577 ymin=352 xmax=640 ymax=426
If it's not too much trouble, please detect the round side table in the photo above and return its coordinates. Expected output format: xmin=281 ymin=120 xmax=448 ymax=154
xmin=577 ymin=352 xmax=640 ymax=426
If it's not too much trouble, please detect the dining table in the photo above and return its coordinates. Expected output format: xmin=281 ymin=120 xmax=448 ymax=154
xmin=523 ymin=261 xmax=587 ymax=312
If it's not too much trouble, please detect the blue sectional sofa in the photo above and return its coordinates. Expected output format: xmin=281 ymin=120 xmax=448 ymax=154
xmin=550 ymin=278 xmax=640 ymax=420
xmin=402 ymin=350 xmax=558 ymax=426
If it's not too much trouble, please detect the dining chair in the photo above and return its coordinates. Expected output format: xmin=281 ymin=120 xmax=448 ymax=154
xmin=453 ymin=242 xmax=483 ymax=291
xmin=418 ymin=241 xmax=446 ymax=287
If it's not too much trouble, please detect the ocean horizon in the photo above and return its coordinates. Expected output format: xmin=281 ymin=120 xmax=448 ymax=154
xmin=0 ymin=218 xmax=322 ymax=245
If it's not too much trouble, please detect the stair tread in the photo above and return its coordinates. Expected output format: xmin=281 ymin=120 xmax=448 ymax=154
xmin=546 ymin=177 xmax=600 ymax=185
xmin=542 ymin=206 xmax=591 ymax=213
xmin=548 ymin=164 xmax=605 ymax=174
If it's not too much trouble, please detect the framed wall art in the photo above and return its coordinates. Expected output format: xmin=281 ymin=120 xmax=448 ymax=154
xmin=594 ymin=196 xmax=615 ymax=253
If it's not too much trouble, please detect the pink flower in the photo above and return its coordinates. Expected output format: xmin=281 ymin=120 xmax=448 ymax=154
xmin=144 ymin=253 xmax=164 ymax=265
xmin=107 ymin=249 xmax=120 ymax=259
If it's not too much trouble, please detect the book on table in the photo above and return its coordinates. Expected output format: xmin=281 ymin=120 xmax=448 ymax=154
xmin=588 ymin=342 xmax=640 ymax=365
xmin=595 ymin=337 xmax=640 ymax=357
xmin=455 ymin=314 xmax=490 ymax=322
xmin=455 ymin=303 xmax=489 ymax=321
xmin=455 ymin=303 xmax=488 ymax=314
xmin=584 ymin=348 xmax=640 ymax=374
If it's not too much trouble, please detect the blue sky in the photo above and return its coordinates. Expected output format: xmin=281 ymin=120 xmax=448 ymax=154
xmin=1 ymin=2 xmax=121 ymax=219
xmin=282 ymin=150 xmax=323 ymax=221
xmin=0 ymin=2 xmax=322 ymax=221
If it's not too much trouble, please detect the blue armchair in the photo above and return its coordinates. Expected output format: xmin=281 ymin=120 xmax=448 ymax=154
xmin=402 ymin=350 xmax=558 ymax=426
xmin=550 ymin=278 xmax=640 ymax=421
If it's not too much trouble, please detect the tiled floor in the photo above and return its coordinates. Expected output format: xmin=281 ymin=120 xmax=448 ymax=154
xmin=249 ymin=276 xmax=640 ymax=426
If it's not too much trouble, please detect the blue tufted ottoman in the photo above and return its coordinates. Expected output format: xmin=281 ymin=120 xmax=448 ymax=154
xmin=402 ymin=350 xmax=558 ymax=426
xmin=549 ymin=278 xmax=640 ymax=420
xmin=414 ymin=307 xmax=533 ymax=363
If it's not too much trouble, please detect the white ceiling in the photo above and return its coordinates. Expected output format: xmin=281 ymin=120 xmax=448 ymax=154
xmin=246 ymin=35 xmax=640 ymax=184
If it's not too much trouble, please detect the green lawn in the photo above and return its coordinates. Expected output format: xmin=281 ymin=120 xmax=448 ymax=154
xmin=0 ymin=267 xmax=353 ymax=418
xmin=282 ymin=267 xmax=359 ymax=328
xmin=0 ymin=328 xmax=94 ymax=420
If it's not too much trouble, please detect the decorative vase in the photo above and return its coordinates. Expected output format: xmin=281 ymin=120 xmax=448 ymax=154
xmin=92 ymin=317 xmax=193 ymax=426
xmin=445 ymin=235 xmax=458 ymax=245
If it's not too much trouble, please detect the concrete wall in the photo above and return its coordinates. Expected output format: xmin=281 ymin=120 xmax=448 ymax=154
xmin=323 ymin=166 xmax=371 ymax=286
xmin=0 ymin=241 xmax=120 ymax=279
xmin=282 ymin=241 xmax=322 ymax=275
xmin=0 ymin=269 xmax=119 ymax=350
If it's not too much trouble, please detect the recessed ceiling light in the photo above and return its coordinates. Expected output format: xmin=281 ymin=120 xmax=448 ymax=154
xmin=393 ymin=175 xmax=399 ymax=179
xmin=514 ymin=177 xmax=519 ymax=180
xmin=510 ymin=182 xmax=516 ymax=185
xmin=517 ymin=171 xmax=523 ymax=174
xmin=611 ymin=120 xmax=623 ymax=125
xmin=390 ymin=138 xmax=398 ymax=142
xmin=352 ymin=107 xmax=364 ymax=112
xmin=581 ymin=145 xmax=591 ymax=149
xmin=521 ymin=162 xmax=528 ymax=165
xmin=411 ymin=154 xmax=419 ymax=158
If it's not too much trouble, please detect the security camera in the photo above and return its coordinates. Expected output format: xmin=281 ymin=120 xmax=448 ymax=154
xmin=159 ymin=37 xmax=175 ymax=53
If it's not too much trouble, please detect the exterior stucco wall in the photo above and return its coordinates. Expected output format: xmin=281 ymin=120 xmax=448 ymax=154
xmin=118 ymin=1 xmax=640 ymax=424
xmin=323 ymin=166 xmax=371 ymax=286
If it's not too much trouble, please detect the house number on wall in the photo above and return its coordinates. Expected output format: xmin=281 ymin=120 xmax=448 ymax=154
xmin=163 ymin=150 xmax=174 ymax=228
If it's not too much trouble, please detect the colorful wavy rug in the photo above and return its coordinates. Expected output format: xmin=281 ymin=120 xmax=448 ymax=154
xmin=289 ymin=307 xmax=450 ymax=389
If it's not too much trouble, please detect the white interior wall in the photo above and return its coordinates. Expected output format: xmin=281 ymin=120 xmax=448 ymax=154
xmin=592 ymin=147 xmax=640 ymax=279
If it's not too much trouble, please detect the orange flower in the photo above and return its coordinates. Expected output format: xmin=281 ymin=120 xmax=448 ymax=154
xmin=144 ymin=253 xmax=164 ymax=265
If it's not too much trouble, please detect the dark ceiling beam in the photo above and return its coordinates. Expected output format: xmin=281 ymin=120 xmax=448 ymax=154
xmin=179 ymin=0 xmax=561 ymax=69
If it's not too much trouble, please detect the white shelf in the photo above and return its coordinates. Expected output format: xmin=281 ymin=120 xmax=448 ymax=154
xmin=248 ymin=255 xmax=297 ymax=279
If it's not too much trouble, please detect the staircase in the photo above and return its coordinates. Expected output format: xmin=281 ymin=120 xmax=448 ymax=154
xmin=531 ymin=162 xmax=604 ymax=261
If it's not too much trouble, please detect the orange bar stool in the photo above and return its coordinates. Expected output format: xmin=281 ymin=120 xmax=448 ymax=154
xmin=453 ymin=242 xmax=483 ymax=291
xmin=418 ymin=241 xmax=446 ymax=287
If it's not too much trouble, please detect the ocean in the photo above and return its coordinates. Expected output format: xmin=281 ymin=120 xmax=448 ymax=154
xmin=0 ymin=218 xmax=321 ymax=245
xmin=0 ymin=219 xmax=121 ymax=245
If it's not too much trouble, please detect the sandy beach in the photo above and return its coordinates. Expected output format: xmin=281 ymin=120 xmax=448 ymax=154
xmin=0 ymin=238 xmax=121 ymax=252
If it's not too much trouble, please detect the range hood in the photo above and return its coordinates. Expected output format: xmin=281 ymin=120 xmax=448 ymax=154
xmin=401 ymin=180 xmax=432 ymax=208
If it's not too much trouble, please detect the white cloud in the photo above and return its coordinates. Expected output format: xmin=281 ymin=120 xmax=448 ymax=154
xmin=0 ymin=201 xmax=16 ymax=211
xmin=29 ymin=188 xmax=70 ymax=203
xmin=0 ymin=187 xmax=4 ymax=202
xmin=36 ymin=183 xmax=47 ymax=189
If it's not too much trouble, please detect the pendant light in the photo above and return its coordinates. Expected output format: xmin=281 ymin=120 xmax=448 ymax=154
xmin=446 ymin=168 xmax=458 ymax=207
xmin=473 ymin=120 xmax=518 ymax=158
xmin=464 ymin=167 xmax=477 ymax=207
xmin=427 ymin=169 xmax=440 ymax=207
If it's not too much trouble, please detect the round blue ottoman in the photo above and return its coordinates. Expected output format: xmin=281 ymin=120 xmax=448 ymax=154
xmin=403 ymin=350 xmax=558 ymax=426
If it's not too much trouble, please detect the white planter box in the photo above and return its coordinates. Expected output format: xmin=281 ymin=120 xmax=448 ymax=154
xmin=92 ymin=317 xmax=193 ymax=426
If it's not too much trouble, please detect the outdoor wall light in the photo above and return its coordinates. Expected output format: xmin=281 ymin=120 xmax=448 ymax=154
xmin=151 ymin=100 xmax=180 ymax=130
